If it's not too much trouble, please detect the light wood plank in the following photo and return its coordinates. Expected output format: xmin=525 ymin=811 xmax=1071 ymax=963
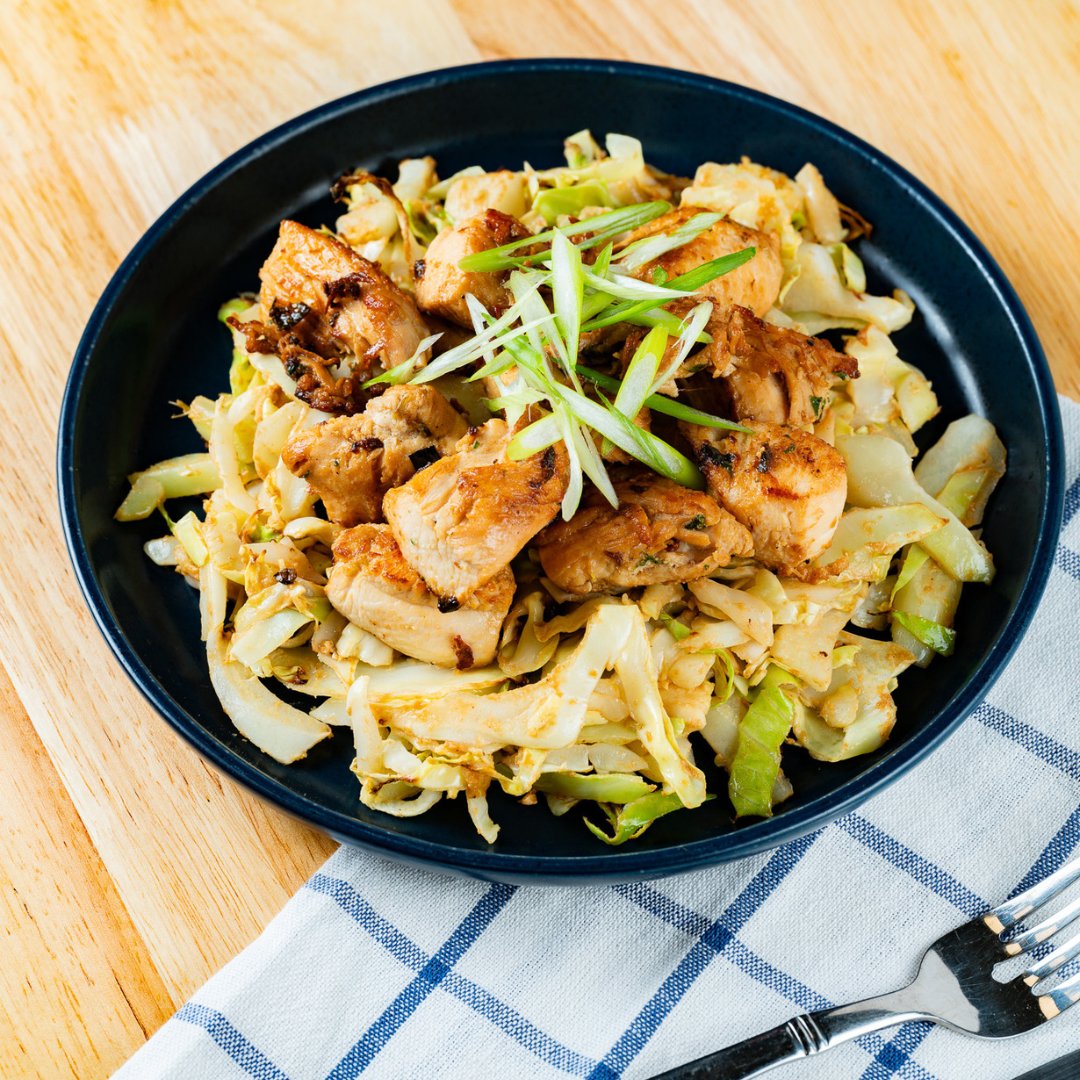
xmin=0 ymin=658 xmax=172 ymax=1077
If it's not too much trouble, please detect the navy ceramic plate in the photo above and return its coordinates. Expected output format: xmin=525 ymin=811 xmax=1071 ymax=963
xmin=59 ymin=60 xmax=1064 ymax=883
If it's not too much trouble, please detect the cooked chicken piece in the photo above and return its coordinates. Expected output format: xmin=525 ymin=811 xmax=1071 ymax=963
xmin=626 ymin=302 xmax=858 ymax=427
xmin=536 ymin=470 xmax=752 ymax=595
xmin=415 ymin=209 xmax=530 ymax=328
xmin=259 ymin=220 xmax=430 ymax=375
xmin=621 ymin=207 xmax=783 ymax=317
xmin=383 ymin=419 xmax=568 ymax=601
xmin=281 ymin=385 xmax=467 ymax=526
xmin=328 ymin=525 xmax=514 ymax=669
xmin=684 ymin=421 xmax=847 ymax=569
xmin=703 ymin=305 xmax=857 ymax=424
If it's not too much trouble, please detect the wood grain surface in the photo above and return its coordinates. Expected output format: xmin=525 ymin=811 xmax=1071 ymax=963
xmin=1 ymin=1 xmax=1077 ymax=1075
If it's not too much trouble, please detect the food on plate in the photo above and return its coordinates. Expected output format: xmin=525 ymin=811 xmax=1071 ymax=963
xmin=117 ymin=131 xmax=1004 ymax=844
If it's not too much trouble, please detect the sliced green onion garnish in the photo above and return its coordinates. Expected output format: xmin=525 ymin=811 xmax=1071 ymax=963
xmin=614 ymin=325 xmax=666 ymax=420
xmin=580 ymin=247 xmax=756 ymax=331
xmin=650 ymin=302 xmax=712 ymax=394
xmin=550 ymin=230 xmax=584 ymax=371
xmin=613 ymin=212 xmax=722 ymax=271
xmin=559 ymin=385 xmax=704 ymax=488
xmin=458 ymin=201 xmax=671 ymax=272
xmin=592 ymin=241 xmax=614 ymax=279
xmin=405 ymin=213 xmax=758 ymax=509
xmin=563 ymin=402 xmax=617 ymax=508
xmin=363 ymin=333 xmax=443 ymax=387
xmin=576 ymin=366 xmax=751 ymax=433
xmin=506 ymin=412 xmax=562 ymax=461
xmin=623 ymin=307 xmax=709 ymax=340
xmin=581 ymin=268 xmax=690 ymax=303
xmin=665 ymin=247 xmax=757 ymax=291
xmin=412 ymin=306 xmax=548 ymax=384
xmin=554 ymin=407 xmax=585 ymax=519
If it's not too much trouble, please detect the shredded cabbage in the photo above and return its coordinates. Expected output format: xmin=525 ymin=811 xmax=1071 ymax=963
xmin=207 ymin=629 xmax=330 ymax=764
xmin=793 ymin=633 xmax=914 ymax=761
xmin=115 ymin=454 xmax=221 ymax=521
xmin=728 ymin=666 xmax=796 ymax=818
xmin=839 ymin=434 xmax=994 ymax=582
xmin=782 ymin=243 xmax=914 ymax=333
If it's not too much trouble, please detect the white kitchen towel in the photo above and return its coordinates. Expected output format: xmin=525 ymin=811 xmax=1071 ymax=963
xmin=116 ymin=397 xmax=1080 ymax=1080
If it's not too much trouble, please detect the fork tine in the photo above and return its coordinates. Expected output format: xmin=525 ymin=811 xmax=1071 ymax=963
xmin=1022 ymin=928 xmax=1080 ymax=984
xmin=1004 ymin=893 xmax=1080 ymax=956
xmin=988 ymin=854 xmax=1080 ymax=932
xmin=1036 ymin=966 xmax=1080 ymax=1018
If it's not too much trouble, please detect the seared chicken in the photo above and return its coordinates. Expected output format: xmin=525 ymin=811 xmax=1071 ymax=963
xmin=536 ymin=470 xmax=752 ymax=595
xmin=281 ymin=385 xmax=467 ymax=526
xmin=621 ymin=207 xmax=783 ymax=317
xmin=383 ymin=419 xmax=568 ymax=601
xmin=328 ymin=525 xmax=514 ymax=669
xmin=259 ymin=220 xmax=430 ymax=374
xmin=685 ymin=421 xmax=847 ymax=569
xmin=415 ymin=209 xmax=530 ymax=328
xmin=631 ymin=302 xmax=858 ymax=426
xmin=703 ymin=305 xmax=857 ymax=425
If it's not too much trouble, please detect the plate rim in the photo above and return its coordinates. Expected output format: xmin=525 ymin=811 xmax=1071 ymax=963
xmin=57 ymin=58 xmax=1066 ymax=881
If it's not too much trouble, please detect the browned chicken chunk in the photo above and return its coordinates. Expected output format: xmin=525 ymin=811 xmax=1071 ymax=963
xmin=621 ymin=207 xmax=783 ymax=317
xmin=700 ymin=305 xmax=858 ymax=425
xmin=629 ymin=302 xmax=858 ymax=426
xmin=281 ymin=385 xmax=467 ymax=526
xmin=684 ymin=421 xmax=847 ymax=570
xmin=260 ymin=220 xmax=430 ymax=375
xmin=383 ymin=419 xmax=568 ymax=601
xmin=414 ymin=209 xmax=530 ymax=328
xmin=328 ymin=525 xmax=514 ymax=669
xmin=536 ymin=470 xmax=753 ymax=595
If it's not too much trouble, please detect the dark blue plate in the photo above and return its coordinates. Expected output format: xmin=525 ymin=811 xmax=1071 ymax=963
xmin=58 ymin=60 xmax=1064 ymax=883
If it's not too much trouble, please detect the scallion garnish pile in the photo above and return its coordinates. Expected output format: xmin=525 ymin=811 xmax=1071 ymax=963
xmin=373 ymin=200 xmax=755 ymax=519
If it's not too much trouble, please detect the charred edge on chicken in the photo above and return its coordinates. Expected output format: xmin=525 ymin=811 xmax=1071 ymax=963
xmin=409 ymin=446 xmax=441 ymax=472
xmin=699 ymin=444 xmax=736 ymax=472
xmin=452 ymin=635 xmax=474 ymax=670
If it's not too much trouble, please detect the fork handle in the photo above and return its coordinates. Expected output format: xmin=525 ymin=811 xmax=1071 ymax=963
xmin=650 ymin=990 xmax=928 ymax=1078
xmin=649 ymin=1015 xmax=826 ymax=1079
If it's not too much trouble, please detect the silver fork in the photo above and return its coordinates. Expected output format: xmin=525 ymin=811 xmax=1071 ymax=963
xmin=650 ymin=854 xmax=1080 ymax=1079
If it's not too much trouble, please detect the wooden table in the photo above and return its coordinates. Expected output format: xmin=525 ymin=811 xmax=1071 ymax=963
xmin=2 ymin=2 xmax=1077 ymax=1074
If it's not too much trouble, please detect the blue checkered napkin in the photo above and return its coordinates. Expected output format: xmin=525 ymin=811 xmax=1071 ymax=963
xmin=115 ymin=397 xmax=1080 ymax=1080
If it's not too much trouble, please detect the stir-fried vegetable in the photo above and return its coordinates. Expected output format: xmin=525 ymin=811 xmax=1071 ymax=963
xmin=839 ymin=434 xmax=994 ymax=583
xmin=584 ymin=792 xmax=697 ymax=845
xmin=728 ymin=666 xmax=797 ymax=818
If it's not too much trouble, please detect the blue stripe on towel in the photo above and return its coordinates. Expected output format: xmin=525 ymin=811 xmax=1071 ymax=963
xmin=325 ymin=884 xmax=516 ymax=1078
xmin=176 ymin=1003 xmax=291 ymax=1080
